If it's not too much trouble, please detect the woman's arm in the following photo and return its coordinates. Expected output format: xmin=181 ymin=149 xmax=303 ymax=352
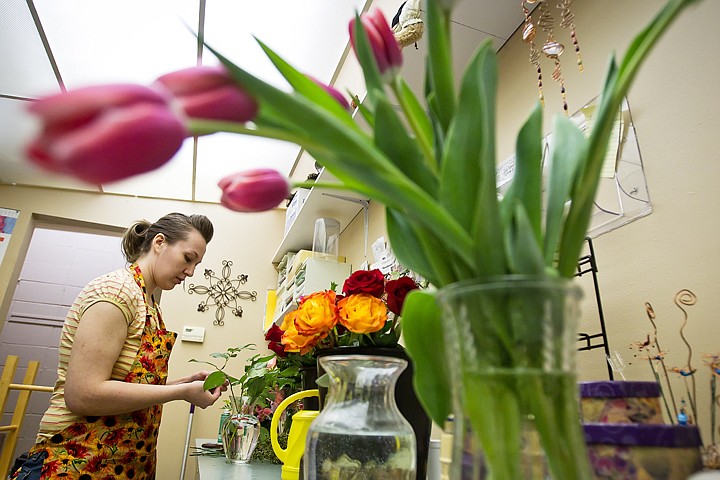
xmin=64 ymin=301 xmax=222 ymax=416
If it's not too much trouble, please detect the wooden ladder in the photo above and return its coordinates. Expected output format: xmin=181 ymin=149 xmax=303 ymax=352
xmin=0 ymin=355 xmax=53 ymax=479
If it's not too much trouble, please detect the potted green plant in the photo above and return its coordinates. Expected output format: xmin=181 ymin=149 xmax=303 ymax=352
xmin=190 ymin=344 xmax=298 ymax=464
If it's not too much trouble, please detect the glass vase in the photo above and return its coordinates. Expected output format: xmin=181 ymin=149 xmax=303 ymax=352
xmin=316 ymin=347 xmax=432 ymax=480
xmin=221 ymin=412 xmax=260 ymax=464
xmin=436 ymin=275 xmax=592 ymax=480
xmin=304 ymin=354 xmax=417 ymax=479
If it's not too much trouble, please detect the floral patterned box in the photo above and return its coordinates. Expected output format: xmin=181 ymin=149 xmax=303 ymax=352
xmin=584 ymin=423 xmax=703 ymax=479
xmin=579 ymin=381 xmax=664 ymax=424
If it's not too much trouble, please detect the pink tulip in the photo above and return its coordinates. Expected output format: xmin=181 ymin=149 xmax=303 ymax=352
xmin=154 ymin=66 xmax=258 ymax=123
xmin=26 ymin=84 xmax=187 ymax=184
xmin=349 ymin=9 xmax=402 ymax=76
xmin=218 ymin=169 xmax=290 ymax=212
xmin=310 ymin=77 xmax=350 ymax=110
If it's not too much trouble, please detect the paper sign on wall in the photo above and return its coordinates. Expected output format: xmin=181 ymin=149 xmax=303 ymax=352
xmin=0 ymin=208 xmax=19 ymax=267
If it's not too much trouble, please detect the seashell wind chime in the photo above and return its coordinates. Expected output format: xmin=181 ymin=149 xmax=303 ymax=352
xmin=520 ymin=0 xmax=583 ymax=113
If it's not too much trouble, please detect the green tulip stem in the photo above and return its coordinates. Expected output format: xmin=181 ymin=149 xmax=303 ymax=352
xmin=188 ymin=120 xmax=334 ymax=157
xmin=390 ymin=76 xmax=437 ymax=173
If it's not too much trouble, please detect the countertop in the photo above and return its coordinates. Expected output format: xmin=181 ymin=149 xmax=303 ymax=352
xmin=195 ymin=439 xmax=281 ymax=480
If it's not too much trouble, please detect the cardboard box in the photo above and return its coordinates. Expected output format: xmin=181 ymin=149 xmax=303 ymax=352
xmin=286 ymin=249 xmax=346 ymax=283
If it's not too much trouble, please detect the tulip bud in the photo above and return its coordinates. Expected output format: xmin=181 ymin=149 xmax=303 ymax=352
xmin=155 ymin=66 xmax=259 ymax=124
xmin=218 ymin=169 xmax=290 ymax=212
xmin=26 ymin=84 xmax=187 ymax=184
xmin=310 ymin=77 xmax=350 ymax=111
xmin=349 ymin=9 xmax=403 ymax=77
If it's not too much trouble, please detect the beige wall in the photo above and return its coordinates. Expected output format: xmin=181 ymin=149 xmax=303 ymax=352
xmin=0 ymin=184 xmax=285 ymax=479
xmin=341 ymin=0 xmax=720 ymax=443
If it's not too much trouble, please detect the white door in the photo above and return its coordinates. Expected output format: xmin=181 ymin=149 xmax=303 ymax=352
xmin=0 ymin=226 xmax=126 ymax=460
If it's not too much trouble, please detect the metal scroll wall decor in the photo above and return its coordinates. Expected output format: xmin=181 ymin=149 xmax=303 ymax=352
xmin=187 ymin=260 xmax=257 ymax=326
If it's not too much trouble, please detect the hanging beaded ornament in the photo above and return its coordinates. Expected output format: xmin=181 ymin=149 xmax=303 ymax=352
xmin=557 ymin=0 xmax=584 ymax=72
xmin=521 ymin=0 xmax=545 ymax=106
xmin=538 ymin=1 xmax=569 ymax=114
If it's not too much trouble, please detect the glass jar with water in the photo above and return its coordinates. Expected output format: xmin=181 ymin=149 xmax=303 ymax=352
xmin=304 ymin=354 xmax=416 ymax=479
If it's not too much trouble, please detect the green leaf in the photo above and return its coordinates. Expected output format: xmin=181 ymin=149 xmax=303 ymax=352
xmin=401 ymin=290 xmax=452 ymax=426
xmin=543 ymin=114 xmax=587 ymax=265
xmin=386 ymin=208 xmax=441 ymax=286
xmin=393 ymin=76 xmax=436 ymax=171
xmin=426 ymin=0 xmax=455 ymax=132
xmin=505 ymin=203 xmax=546 ymax=275
xmin=203 ymin=370 xmax=227 ymax=391
xmin=440 ymin=40 xmax=495 ymax=231
xmin=374 ymin=97 xmax=437 ymax=195
xmin=500 ymin=102 xmax=543 ymax=246
xmin=255 ymin=38 xmax=354 ymax=127
xmin=437 ymin=40 xmax=505 ymax=277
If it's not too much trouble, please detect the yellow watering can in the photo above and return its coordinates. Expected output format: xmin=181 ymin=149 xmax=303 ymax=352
xmin=271 ymin=389 xmax=319 ymax=480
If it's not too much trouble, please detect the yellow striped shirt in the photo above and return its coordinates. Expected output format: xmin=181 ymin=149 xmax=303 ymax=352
xmin=36 ymin=267 xmax=154 ymax=441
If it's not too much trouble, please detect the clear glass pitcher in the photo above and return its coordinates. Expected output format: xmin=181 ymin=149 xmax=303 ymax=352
xmin=304 ymin=354 xmax=416 ymax=479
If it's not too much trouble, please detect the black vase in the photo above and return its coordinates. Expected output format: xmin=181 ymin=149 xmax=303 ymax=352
xmin=299 ymin=364 xmax=320 ymax=411
xmin=316 ymin=346 xmax=432 ymax=480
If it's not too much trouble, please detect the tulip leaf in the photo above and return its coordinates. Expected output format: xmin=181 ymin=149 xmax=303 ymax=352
xmin=440 ymin=39 xmax=504 ymax=276
xmin=439 ymin=40 xmax=495 ymax=231
xmin=401 ymin=289 xmax=451 ymax=426
xmin=255 ymin=38 xmax=354 ymax=127
xmin=375 ymin=97 xmax=437 ymax=195
xmin=386 ymin=208 xmax=440 ymax=286
xmin=394 ymin=76 xmax=436 ymax=172
xmin=426 ymin=0 xmax=455 ymax=132
xmin=543 ymin=114 xmax=586 ymax=265
xmin=505 ymin=203 xmax=546 ymax=275
xmin=500 ymin=102 xmax=543 ymax=247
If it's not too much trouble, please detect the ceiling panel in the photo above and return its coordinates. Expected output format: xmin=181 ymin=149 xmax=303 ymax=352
xmin=452 ymin=1 xmax=525 ymax=41
xmin=33 ymin=0 xmax=200 ymax=89
xmin=203 ymin=0 xmax=366 ymax=86
xmin=0 ymin=0 xmax=58 ymax=97
xmin=0 ymin=0 xmax=528 ymax=202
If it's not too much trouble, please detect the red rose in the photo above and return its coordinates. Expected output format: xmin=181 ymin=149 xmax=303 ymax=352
xmin=385 ymin=277 xmax=419 ymax=315
xmin=265 ymin=324 xmax=284 ymax=343
xmin=268 ymin=340 xmax=288 ymax=357
xmin=343 ymin=269 xmax=385 ymax=297
xmin=265 ymin=324 xmax=288 ymax=357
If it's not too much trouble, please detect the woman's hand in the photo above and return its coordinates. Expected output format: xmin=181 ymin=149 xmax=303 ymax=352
xmin=184 ymin=379 xmax=226 ymax=409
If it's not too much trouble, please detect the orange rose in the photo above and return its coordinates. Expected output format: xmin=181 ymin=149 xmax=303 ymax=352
xmin=337 ymin=293 xmax=387 ymax=334
xmin=293 ymin=290 xmax=340 ymax=336
xmin=280 ymin=310 xmax=328 ymax=355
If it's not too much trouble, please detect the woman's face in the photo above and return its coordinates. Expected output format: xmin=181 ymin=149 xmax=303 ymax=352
xmin=153 ymin=229 xmax=207 ymax=290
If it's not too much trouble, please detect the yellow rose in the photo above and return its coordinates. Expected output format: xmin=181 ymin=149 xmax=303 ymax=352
xmin=337 ymin=293 xmax=387 ymax=334
xmin=293 ymin=290 xmax=339 ymax=336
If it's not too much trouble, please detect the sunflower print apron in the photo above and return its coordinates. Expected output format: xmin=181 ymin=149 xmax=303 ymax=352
xmin=17 ymin=265 xmax=177 ymax=479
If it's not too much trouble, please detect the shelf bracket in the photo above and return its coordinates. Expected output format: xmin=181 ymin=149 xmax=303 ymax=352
xmin=321 ymin=193 xmax=370 ymax=257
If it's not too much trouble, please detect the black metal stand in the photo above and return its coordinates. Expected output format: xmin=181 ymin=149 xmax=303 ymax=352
xmin=575 ymin=237 xmax=614 ymax=380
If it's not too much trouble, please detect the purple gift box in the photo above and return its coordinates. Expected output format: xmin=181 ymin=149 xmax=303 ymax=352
xmin=579 ymin=380 xmax=661 ymax=398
